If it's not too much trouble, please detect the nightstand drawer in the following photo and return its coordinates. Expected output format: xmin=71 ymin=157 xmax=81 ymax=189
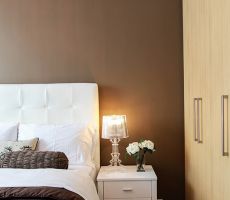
xmin=104 ymin=181 xmax=151 ymax=199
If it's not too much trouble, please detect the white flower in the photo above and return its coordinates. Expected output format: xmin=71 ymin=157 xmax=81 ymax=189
xmin=126 ymin=142 xmax=140 ymax=155
xmin=139 ymin=140 xmax=154 ymax=151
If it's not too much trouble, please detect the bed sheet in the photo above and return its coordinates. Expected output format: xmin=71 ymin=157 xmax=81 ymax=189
xmin=0 ymin=168 xmax=99 ymax=200
xmin=68 ymin=164 xmax=97 ymax=180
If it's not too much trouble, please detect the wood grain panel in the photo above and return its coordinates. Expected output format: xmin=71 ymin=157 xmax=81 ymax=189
xmin=184 ymin=0 xmax=230 ymax=199
xmin=183 ymin=0 xmax=212 ymax=199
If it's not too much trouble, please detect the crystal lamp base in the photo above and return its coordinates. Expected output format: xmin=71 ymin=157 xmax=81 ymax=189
xmin=109 ymin=138 xmax=122 ymax=166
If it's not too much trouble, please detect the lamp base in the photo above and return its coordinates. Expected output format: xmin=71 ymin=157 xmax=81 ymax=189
xmin=109 ymin=138 xmax=122 ymax=166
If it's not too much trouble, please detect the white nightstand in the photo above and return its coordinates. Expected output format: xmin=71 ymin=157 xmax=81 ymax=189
xmin=97 ymin=165 xmax=157 ymax=200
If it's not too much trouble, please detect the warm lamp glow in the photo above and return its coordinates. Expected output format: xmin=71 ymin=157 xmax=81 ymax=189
xmin=102 ymin=115 xmax=128 ymax=166
xmin=102 ymin=115 xmax=128 ymax=139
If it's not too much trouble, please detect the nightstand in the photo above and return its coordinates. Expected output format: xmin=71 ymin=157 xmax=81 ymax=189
xmin=97 ymin=165 xmax=157 ymax=200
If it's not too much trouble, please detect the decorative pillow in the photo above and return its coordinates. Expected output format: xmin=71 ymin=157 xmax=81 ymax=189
xmin=0 ymin=123 xmax=18 ymax=141
xmin=0 ymin=151 xmax=68 ymax=169
xmin=0 ymin=138 xmax=39 ymax=161
xmin=18 ymin=124 xmax=94 ymax=166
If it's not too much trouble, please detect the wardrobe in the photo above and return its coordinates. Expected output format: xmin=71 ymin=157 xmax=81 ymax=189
xmin=183 ymin=0 xmax=230 ymax=199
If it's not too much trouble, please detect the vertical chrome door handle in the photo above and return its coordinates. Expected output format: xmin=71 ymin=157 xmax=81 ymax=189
xmin=197 ymin=98 xmax=203 ymax=143
xmin=221 ymin=95 xmax=229 ymax=156
xmin=194 ymin=98 xmax=198 ymax=142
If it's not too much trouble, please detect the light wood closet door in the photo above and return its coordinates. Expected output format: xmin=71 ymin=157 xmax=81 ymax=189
xmin=183 ymin=0 xmax=199 ymax=199
xmin=183 ymin=0 xmax=197 ymax=196
xmin=209 ymin=1 xmax=224 ymax=199
xmin=192 ymin=1 xmax=212 ymax=200
xmin=210 ymin=0 xmax=230 ymax=199
xmin=183 ymin=0 xmax=211 ymax=199
xmin=198 ymin=1 xmax=212 ymax=200
xmin=222 ymin=2 xmax=230 ymax=197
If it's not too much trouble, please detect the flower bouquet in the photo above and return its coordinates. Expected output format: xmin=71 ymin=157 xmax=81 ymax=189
xmin=126 ymin=140 xmax=155 ymax=172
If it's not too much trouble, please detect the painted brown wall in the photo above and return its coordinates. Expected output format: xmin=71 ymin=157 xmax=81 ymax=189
xmin=0 ymin=0 xmax=184 ymax=199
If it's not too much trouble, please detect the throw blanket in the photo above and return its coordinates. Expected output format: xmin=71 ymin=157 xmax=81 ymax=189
xmin=0 ymin=187 xmax=84 ymax=200
xmin=0 ymin=168 xmax=99 ymax=200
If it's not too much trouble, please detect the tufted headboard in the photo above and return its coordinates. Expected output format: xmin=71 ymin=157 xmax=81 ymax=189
xmin=0 ymin=83 xmax=100 ymax=170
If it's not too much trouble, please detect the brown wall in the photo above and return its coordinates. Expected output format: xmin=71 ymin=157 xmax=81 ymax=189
xmin=0 ymin=0 xmax=184 ymax=199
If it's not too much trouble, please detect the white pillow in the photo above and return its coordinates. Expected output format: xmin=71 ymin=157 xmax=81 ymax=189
xmin=0 ymin=123 xmax=18 ymax=141
xmin=18 ymin=124 xmax=94 ymax=166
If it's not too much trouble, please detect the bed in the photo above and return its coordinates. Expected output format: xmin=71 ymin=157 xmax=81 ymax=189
xmin=0 ymin=83 xmax=100 ymax=200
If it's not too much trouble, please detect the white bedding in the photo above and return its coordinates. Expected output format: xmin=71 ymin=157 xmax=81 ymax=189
xmin=0 ymin=168 xmax=99 ymax=200
xmin=68 ymin=165 xmax=97 ymax=180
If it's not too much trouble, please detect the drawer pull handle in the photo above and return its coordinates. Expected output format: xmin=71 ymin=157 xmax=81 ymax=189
xmin=122 ymin=188 xmax=133 ymax=191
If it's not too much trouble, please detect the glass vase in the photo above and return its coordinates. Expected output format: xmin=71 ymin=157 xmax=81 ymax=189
xmin=136 ymin=152 xmax=145 ymax=172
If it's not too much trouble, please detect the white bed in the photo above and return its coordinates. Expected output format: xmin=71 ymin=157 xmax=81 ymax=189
xmin=0 ymin=83 xmax=100 ymax=200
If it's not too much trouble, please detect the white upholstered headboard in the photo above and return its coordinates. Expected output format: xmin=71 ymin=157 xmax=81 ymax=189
xmin=0 ymin=83 xmax=100 ymax=170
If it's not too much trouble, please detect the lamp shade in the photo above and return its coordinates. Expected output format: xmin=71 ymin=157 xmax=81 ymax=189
xmin=102 ymin=115 xmax=128 ymax=139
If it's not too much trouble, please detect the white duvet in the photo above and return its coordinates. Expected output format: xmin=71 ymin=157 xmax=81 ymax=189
xmin=0 ymin=168 xmax=99 ymax=200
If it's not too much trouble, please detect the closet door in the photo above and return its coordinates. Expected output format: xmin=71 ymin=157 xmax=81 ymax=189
xmin=210 ymin=0 xmax=230 ymax=199
xmin=183 ymin=0 xmax=212 ymax=199
xmin=209 ymin=1 xmax=223 ymax=199
xmin=222 ymin=2 xmax=230 ymax=198
xmin=192 ymin=0 xmax=212 ymax=199
xmin=183 ymin=0 xmax=199 ymax=199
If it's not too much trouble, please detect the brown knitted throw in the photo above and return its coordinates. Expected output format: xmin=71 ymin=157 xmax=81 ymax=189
xmin=0 ymin=151 xmax=68 ymax=169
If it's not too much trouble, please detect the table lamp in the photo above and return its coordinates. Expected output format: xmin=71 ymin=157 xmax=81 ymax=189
xmin=102 ymin=115 xmax=128 ymax=166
